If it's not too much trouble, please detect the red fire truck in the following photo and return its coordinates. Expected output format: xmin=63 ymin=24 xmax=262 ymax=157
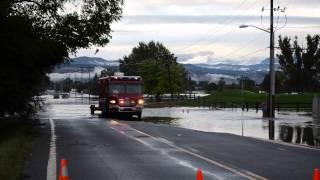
xmin=90 ymin=73 xmax=144 ymax=120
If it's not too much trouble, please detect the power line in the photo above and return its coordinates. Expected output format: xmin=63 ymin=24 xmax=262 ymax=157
xmin=237 ymin=48 xmax=267 ymax=59
xmin=214 ymin=33 xmax=266 ymax=60
xmin=174 ymin=15 xmax=260 ymax=55
xmin=173 ymin=0 xmax=256 ymax=53
xmin=175 ymin=0 xmax=263 ymax=60
xmin=282 ymin=25 xmax=320 ymax=29
xmin=185 ymin=0 xmax=262 ymax=49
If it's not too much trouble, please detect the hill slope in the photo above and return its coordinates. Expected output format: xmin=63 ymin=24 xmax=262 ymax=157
xmin=53 ymin=56 xmax=118 ymax=73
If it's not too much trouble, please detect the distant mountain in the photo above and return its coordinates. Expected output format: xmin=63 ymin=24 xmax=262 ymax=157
xmin=53 ymin=56 xmax=118 ymax=73
xmin=182 ymin=59 xmax=280 ymax=84
xmin=51 ymin=56 xmax=279 ymax=84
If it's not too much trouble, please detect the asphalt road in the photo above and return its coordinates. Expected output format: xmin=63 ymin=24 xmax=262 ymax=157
xmin=25 ymin=101 xmax=320 ymax=180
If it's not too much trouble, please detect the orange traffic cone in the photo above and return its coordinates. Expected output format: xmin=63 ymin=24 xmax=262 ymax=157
xmin=313 ymin=168 xmax=320 ymax=180
xmin=196 ymin=169 xmax=203 ymax=180
xmin=59 ymin=159 xmax=70 ymax=180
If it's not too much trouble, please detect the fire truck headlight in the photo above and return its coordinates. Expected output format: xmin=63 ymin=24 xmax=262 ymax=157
xmin=138 ymin=99 xmax=144 ymax=105
xmin=119 ymin=99 xmax=125 ymax=105
xmin=109 ymin=100 xmax=116 ymax=104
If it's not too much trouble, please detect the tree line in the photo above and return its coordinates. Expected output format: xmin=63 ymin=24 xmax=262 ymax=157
xmin=261 ymin=35 xmax=320 ymax=93
xmin=49 ymin=74 xmax=99 ymax=95
xmin=118 ymin=36 xmax=319 ymax=98
xmin=50 ymin=34 xmax=319 ymax=102
xmin=119 ymin=41 xmax=194 ymax=101
xmin=0 ymin=0 xmax=123 ymax=116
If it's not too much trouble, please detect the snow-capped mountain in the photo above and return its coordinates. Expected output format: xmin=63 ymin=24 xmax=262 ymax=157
xmin=50 ymin=56 xmax=118 ymax=81
xmin=53 ymin=56 xmax=118 ymax=73
xmin=50 ymin=56 xmax=279 ymax=84
xmin=183 ymin=59 xmax=280 ymax=84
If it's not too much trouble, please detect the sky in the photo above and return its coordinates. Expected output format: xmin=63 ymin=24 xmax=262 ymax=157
xmin=75 ymin=0 xmax=320 ymax=65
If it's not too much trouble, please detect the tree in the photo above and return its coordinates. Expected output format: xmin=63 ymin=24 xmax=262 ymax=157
xmin=2 ymin=0 xmax=123 ymax=52
xmin=0 ymin=0 xmax=123 ymax=115
xmin=261 ymin=71 xmax=286 ymax=93
xmin=183 ymin=76 xmax=196 ymax=91
xmin=238 ymin=77 xmax=255 ymax=90
xmin=119 ymin=41 xmax=189 ymax=100
xmin=89 ymin=73 xmax=99 ymax=95
xmin=302 ymin=35 xmax=320 ymax=90
xmin=217 ymin=77 xmax=226 ymax=91
xmin=197 ymin=81 xmax=216 ymax=92
xmin=198 ymin=81 xmax=209 ymax=90
xmin=62 ymin=78 xmax=74 ymax=92
xmin=277 ymin=35 xmax=320 ymax=92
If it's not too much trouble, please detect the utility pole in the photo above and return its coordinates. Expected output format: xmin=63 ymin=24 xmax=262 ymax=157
xmin=74 ymin=73 xmax=76 ymax=99
xmin=81 ymin=67 xmax=84 ymax=103
xmin=88 ymin=66 xmax=91 ymax=105
xmin=239 ymin=0 xmax=286 ymax=139
xmin=269 ymin=0 xmax=275 ymax=118
xmin=268 ymin=0 xmax=275 ymax=140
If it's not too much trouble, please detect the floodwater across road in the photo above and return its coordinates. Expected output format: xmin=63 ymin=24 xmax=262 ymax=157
xmin=25 ymin=96 xmax=320 ymax=180
xmin=142 ymin=107 xmax=320 ymax=147
xmin=46 ymin=96 xmax=320 ymax=147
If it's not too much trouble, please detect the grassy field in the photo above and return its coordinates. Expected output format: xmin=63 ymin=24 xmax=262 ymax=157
xmin=0 ymin=117 xmax=34 ymax=180
xmin=204 ymin=90 xmax=318 ymax=104
xmin=145 ymin=89 xmax=320 ymax=108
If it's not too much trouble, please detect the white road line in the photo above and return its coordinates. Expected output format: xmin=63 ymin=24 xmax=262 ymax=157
xmin=252 ymin=137 xmax=320 ymax=151
xmin=109 ymin=124 xmax=224 ymax=179
xmin=47 ymin=119 xmax=57 ymax=180
xmin=124 ymin=124 xmax=268 ymax=180
xmin=185 ymin=146 xmax=201 ymax=153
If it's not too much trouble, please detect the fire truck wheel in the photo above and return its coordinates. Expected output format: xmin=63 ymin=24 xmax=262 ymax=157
xmin=90 ymin=105 xmax=95 ymax=115
xmin=137 ymin=112 xmax=142 ymax=120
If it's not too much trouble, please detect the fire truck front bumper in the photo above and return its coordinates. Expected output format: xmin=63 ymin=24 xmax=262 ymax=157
xmin=109 ymin=105 xmax=143 ymax=113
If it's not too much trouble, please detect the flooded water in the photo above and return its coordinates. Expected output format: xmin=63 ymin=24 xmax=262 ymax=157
xmin=143 ymin=107 xmax=320 ymax=147
xmin=43 ymin=96 xmax=320 ymax=148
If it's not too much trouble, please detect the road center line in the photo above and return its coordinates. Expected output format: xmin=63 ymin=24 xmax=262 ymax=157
xmin=47 ymin=118 xmax=57 ymax=180
xmin=121 ymin=123 xmax=268 ymax=180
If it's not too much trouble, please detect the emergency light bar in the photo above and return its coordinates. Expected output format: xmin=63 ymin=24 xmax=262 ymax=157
xmin=99 ymin=76 xmax=142 ymax=81
xmin=111 ymin=76 xmax=142 ymax=80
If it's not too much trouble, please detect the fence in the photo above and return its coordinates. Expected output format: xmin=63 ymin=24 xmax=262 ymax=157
xmin=201 ymin=101 xmax=312 ymax=112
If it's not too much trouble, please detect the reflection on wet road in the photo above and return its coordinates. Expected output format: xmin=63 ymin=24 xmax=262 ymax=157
xmin=142 ymin=107 xmax=320 ymax=147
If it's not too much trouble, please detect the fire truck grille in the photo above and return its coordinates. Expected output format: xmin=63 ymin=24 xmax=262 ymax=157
xmin=124 ymin=99 xmax=135 ymax=106
xmin=124 ymin=100 xmax=130 ymax=106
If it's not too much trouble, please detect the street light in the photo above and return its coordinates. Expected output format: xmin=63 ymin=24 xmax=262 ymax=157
xmin=239 ymin=22 xmax=275 ymax=118
xmin=239 ymin=24 xmax=270 ymax=33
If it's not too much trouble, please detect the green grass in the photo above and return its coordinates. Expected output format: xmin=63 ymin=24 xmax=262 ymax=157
xmin=275 ymin=93 xmax=317 ymax=103
xmin=204 ymin=90 xmax=265 ymax=104
xmin=145 ymin=89 xmax=320 ymax=108
xmin=0 ymin=118 xmax=34 ymax=180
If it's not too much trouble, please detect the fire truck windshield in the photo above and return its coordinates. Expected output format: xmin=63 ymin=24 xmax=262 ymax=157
xmin=109 ymin=84 xmax=142 ymax=95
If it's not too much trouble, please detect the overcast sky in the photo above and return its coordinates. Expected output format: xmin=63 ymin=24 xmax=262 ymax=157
xmin=76 ymin=0 xmax=320 ymax=65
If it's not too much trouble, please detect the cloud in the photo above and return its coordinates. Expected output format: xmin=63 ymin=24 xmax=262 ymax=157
xmin=177 ymin=51 xmax=214 ymax=64
xmin=191 ymin=73 xmax=238 ymax=84
xmin=49 ymin=67 xmax=106 ymax=81
xmin=130 ymin=0 xmax=320 ymax=8
xmin=123 ymin=0 xmax=320 ymax=17
xmin=196 ymin=51 xmax=215 ymax=56
xmin=75 ymin=0 xmax=320 ymax=65
xmin=177 ymin=51 xmax=238 ymax=64
xmin=178 ymin=51 xmax=214 ymax=59
xmin=120 ymin=15 xmax=320 ymax=25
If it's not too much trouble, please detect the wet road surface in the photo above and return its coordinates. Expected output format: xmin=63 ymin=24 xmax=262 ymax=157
xmin=25 ymin=99 xmax=320 ymax=180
